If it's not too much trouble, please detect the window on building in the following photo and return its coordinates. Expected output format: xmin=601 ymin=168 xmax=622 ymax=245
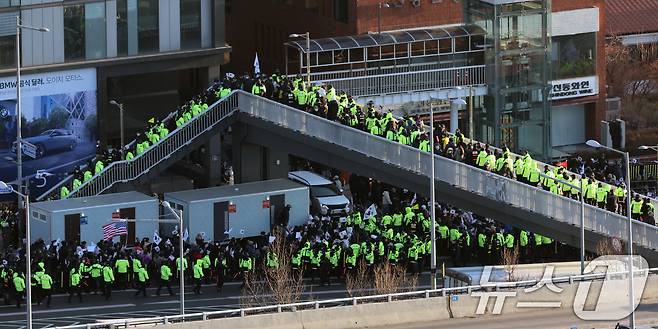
xmin=117 ymin=0 xmax=159 ymax=56
xmin=552 ymin=33 xmax=596 ymax=79
xmin=0 ymin=35 xmax=15 ymax=68
xmin=395 ymin=43 xmax=408 ymax=58
xmin=410 ymin=41 xmax=424 ymax=57
xmin=438 ymin=39 xmax=451 ymax=54
xmin=138 ymin=0 xmax=159 ymax=53
xmin=180 ymin=0 xmax=201 ymax=49
xmin=349 ymin=48 xmax=364 ymax=62
xmin=64 ymin=3 xmax=107 ymax=61
xmin=455 ymin=36 xmax=470 ymax=52
xmin=333 ymin=0 xmax=348 ymax=23
xmin=64 ymin=5 xmax=85 ymax=61
xmin=0 ymin=11 xmax=16 ymax=68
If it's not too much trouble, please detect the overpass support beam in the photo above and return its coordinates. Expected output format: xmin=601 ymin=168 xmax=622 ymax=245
xmin=202 ymin=133 xmax=223 ymax=187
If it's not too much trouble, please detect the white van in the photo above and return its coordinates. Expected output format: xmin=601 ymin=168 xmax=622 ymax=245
xmin=288 ymin=171 xmax=350 ymax=216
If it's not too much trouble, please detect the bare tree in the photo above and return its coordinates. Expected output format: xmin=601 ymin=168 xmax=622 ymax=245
xmin=241 ymin=229 xmax=306 ymax=307
xmin=261 ymin=231 xmax=305 ymax=305
xmin=345 ymin=261 xmax=371 ymax=297
xmin=373 ymin=262 xmax=418 ymax=295
xmin=501 ymin=246 xmax=520 ymax=282
xmin=595 ymin=237 xmax=624 ymax=256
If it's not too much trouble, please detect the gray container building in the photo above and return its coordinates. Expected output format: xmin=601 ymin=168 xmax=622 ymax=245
xmin=164 ymin=179 xmax=310 ymax=241
xmin=30 ymin=191 xmax=159 ymax=245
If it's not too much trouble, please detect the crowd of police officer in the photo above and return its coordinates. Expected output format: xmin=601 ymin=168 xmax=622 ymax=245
xmin=0 ymin=185 xmax=577 ymax=310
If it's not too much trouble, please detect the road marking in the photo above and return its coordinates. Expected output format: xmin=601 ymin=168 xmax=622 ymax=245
xmin=0 ymin=304 xmax=136 ymax=317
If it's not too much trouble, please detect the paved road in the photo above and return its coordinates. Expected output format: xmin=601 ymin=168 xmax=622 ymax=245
xmin=378 ymin=303 xmax=658 ymax=329
xmin=0 ymin=274 xmax=433 ymax=328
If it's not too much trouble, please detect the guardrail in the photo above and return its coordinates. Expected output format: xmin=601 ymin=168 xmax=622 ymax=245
xmin=61 ymin=92 xmax=239 ymax=199
xmin=238 ymin=94 xmax=658 ymax=252
xmin=54 ymin=267 xmax=658 ymax=329
xmin=302 ymin=61 xmax=473 ymax=82
xmin=321 ymin=65 xmax=486 ymax=97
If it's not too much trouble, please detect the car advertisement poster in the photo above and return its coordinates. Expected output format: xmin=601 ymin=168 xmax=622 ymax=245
xmin=0 ymin=68 xmax=97 ymax=199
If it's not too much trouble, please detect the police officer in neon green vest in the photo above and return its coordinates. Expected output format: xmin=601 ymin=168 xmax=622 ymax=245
xmin=157 ymin=261 xmax=174 ymax=296
xmin=69 ymin=267 xmax=83 ymax=303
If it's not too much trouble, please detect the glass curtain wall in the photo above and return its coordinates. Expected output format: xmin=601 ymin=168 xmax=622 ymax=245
xmin=467 ymin=0 xmax=552 ymax=160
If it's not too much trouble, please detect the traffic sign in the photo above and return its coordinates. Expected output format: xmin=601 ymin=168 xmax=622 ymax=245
xmin=21 ymin=141 xmax=38 ymax=159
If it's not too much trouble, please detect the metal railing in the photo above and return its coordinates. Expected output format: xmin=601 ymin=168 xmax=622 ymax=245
xmin=320 ymin=65 xmax=486 ymax=97
xmin=303 ymin=61 xmax=473 ymax=82
xmin=63 ymin=92 xmax=239 ymax=199
xmin=54 ymin=267 xmax=657 ymax=329
xmin=238 ymin=93 xmax=658 ymax=252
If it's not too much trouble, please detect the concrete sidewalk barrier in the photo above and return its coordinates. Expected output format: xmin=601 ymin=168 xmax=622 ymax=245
xmin=159 ymin=297 xmax=450 ymax=329
xmin=154 ymin=275 xmax=658 ymax=329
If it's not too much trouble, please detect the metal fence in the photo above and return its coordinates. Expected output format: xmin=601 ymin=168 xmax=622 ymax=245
xmin=54 ymin=267 xmax=657 ymax=329
xmin=321 ymin=65 xmax=486 ymax=97
xmin=238 ymin=94 xmax=658 ymax=252
xmin=304 ymin=62 xmax=470 ymax=82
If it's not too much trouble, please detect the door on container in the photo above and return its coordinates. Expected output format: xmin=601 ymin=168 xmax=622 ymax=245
xmin=119 ymin=207 xmax=136 ymax=246
xmin=213 ymin=202 xmax=229 ymax=241
xmin=64 ymin=214 xmax=81 ymax=245
xmin=270 ymin=194 xmax=285 ymax=227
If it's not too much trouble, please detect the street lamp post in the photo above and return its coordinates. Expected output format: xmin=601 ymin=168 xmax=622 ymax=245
xmin=0 ymin=181 xmax=32 ymax=329
xmin=109 ymin=100 xmax=125 ymax=160
xmin=15 ymin=16 xmax=49 ymax=211
xmin=377 ymin=2 xmax=391 ymax=34
xmin=429 ymin=102 xmax=437 ymax=290
xmin=586 ymin=139 xmax=635 ymax=329
xmin=162 ymin=201 xmax=185 ymax=316
xmin=289 ymin=33 xmax=311 ymax=87
xmin=539 ymin=173 xmax=586 ymax=274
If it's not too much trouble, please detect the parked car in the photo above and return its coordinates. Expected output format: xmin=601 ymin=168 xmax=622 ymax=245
xmin=288 ymin=171 xmax=350 ymax=216
xmin=12 ymin=129 xmax=77 ymax=158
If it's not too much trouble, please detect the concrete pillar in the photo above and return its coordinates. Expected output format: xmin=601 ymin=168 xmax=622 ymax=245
xmin=450 ymin=103 xmax=459 ymax=133
xmin=265 ymin=148 xmax=289 ymax=180
xmin=203 ymin=134 xmax=222 ymax=187
xmin=231 ymin=123 xmax=263 ymax=183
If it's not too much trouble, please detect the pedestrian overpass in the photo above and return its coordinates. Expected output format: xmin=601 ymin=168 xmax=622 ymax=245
xmin=41 ymin=91 xmax=658 ymax=264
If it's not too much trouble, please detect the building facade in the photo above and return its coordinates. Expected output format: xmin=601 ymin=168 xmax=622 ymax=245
xmin=0 ymin=0 xmax=229 ymax=195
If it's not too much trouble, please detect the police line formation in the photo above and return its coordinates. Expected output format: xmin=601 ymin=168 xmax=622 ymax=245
xmin=55 ymin=72 xmax=656 ymax=224
xmin=3 ymin=184 xmax=578 ymax=309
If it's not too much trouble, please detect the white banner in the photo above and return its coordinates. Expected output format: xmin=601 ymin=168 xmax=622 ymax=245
xmin=549 ymin=76 xmax=598 ymax=101
xmin=0 ymin=67 xmax=96 ymax=101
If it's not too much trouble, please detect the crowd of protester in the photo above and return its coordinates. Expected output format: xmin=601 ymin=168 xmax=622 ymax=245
xmin=1 ymin=176 xmax=581 ymax=309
